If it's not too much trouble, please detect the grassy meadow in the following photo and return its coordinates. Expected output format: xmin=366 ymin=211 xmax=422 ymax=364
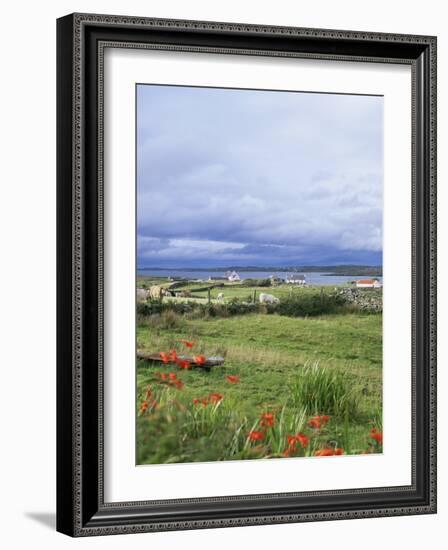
xmin=136 ymin=277 xmax=383 ymax=464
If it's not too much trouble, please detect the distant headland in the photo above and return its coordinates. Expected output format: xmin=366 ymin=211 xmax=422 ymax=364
xmin=137 ymin=265 xmax=383 ymax=277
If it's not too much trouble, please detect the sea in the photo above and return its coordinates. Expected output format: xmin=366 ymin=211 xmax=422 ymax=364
xmin=137 ymin=269 xmax=382 ymax=287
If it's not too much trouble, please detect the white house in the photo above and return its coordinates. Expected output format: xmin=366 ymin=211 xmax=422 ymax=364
xmin=356 ymin=279 xmax=382 ymax=289
xmin=227 ymin=270 xmax=241 ymax=282
xmin=285 ymin=273 xmax=306 ymax=285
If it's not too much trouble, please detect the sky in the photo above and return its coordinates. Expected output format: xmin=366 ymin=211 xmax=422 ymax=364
xmin=137 ymin=84 xmax=383 ymax=268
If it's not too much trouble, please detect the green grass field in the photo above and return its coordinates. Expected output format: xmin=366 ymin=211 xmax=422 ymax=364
xmin=136 ymin=280 xmax=382 ymax=464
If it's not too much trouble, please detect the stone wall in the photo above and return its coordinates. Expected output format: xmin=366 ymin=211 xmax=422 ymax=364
xmin=337 ymin=287 xmax=383 ymax=312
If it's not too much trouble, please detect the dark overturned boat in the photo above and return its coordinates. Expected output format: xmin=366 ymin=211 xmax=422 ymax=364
xmin=136 ymin=352 xmax=225 ymax=372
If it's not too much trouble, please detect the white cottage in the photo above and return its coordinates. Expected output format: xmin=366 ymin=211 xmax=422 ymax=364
xmin=227 ymin=270 xmax=241 ymax=282
xmin=285 ymin=273 xmax=306 ymax=285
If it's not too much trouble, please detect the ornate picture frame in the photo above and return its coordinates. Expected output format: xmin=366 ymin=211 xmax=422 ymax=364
xmin=57 ymin=13 xmax=436 ymax=536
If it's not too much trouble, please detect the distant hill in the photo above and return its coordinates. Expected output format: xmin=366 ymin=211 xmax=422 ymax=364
xmin=309 ymin=266 xmax=383 ymax=277
xmin=138 ymin=265 xmax=383 ymax=277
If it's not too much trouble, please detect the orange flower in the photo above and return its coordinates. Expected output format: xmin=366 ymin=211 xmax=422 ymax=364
xmin=370 ymin=428 xmax=383 ymax=445
xmin=284 ymin=433 xmax=309 ymax=456
xmin=209 ymin=393 xmax=223 ymax=403
xmin=169 ymin=349 xmax=178 ymax=361
xmin=160 ymin=373 xmax=168 ymax=381
xmin=173 ymin=379 xmax=184 ymax=390
xmin=308 ymin=417 xmax=322 ymax=429
xmin=194 ymin=355 xmax=207 ymax=365
xmin=248 ymin=430 xmax=265 ymax=442
xmin=284 ymin=436 xmax=297 ymax=457
xmin=226 ymin=375 xmax=240 ymax=383
xmin=315 ymin=448 xmax=335 ymax=457
xmin=176 ymin=359 xmax=191 ymax=370
xmin=314 ymin=446 xmax=343 ymax=457
xmin=140 ymin=400 xmax=148 ymax=413
xmin=308 ymin=415 xmax=331 ymax=429
xmin=169 ymin=372 xmax=177 ymax=380
xmin=159 ymin=352 xmax=170 ymax=364
xmin=180 ymin=339 xmax=195 ymax=349
xmin=295 ymin=433 xmax=309 ymax=448
xmin=193 ymin=396 xmax=209 ymax=406
xmin=260 ymin=412 xmax=275 ymax=428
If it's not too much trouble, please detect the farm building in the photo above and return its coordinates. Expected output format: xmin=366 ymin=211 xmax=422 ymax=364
xmin=227 ymin=270 xmax=241 ymax=282
xmin=285 ymin=273 xmax=306 ymax=285
xmin=356 ymin=279 xmax=382 ymax=288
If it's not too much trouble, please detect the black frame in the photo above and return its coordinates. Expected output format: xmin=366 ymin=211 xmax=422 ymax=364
xmin=57 ymin=13 xmax=437 ymax=537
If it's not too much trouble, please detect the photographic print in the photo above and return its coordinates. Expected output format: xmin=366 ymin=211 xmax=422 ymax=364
xmin=57 ymin=15 xmax=436 ymax=534
xmin=136 ymin=84 xmax=384 ymax=465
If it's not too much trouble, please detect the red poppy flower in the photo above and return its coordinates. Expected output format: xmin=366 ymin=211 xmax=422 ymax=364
xmin=159 ymin=352 xmax=170 ymax=364
xmin=201 ymin=398 xmax=208 ymax=407
xmin=193 ymin=398 xmax=200 ymax=405
xmin=160 ymin=373 xmax=168 ymax=381
xmin=248 ymin=430 xmax=265 ymax=442
xmin=315 ymin=448 xmax=335 ymax=457
xmin=194 ymin=355 xmax=207 ymax=365
xmin=370 ymin=428 xmax=383 ymax=445
xmin=308 ymin=417 xmax=322 ymax=429
xmin=140 ymin=400 xmax=148 ymax=413
xmin=176 ymin=359 xmax=191 ymax=370
xmin=226 ymin=375 xmax=240 ymax=383
xmin=169 ymin=349 xmax=178 ymax=361
xmin=295 ymin=433 xmax=309 ymax=448
xmin=173 ymin=379 xmax=184 ymax=390
xmin=285 ymin=433 xmax=309 ymax=455
xmin=308 ymin=415 xmax=331 ymax=429
xmin=260 ymin=412 xmax=275 ymax=427
xmin=334 ymin=448 xmax=344 ymax=455
xmin=169 ymin=372 xmax=177 ymax=380
xmin=209 ymin=393 xmax=223 ymax=403
xmin=180 ymin=339 xmax=195 ymax=349
xmin=284 ymin=436 xmax=297 ymax=457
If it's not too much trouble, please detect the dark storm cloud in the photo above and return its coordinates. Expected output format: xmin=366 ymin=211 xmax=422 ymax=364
xmin=137 ymin=85 xmax=383 ymax=267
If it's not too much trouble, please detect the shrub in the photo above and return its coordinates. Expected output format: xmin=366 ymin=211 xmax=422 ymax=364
xmin=289 ymin=363 xmax=360 ymax=418
xmin=149 ymin=310 xmax=184 ymax=330
xmin=137 ymin=300 xmax=194 ymax=317
xmin=137 ymin=299 xmax=269 ymax=319
xmin=277 ymin=292 xmax=346 ymax=317
xmin=242 ymin=278 xmax=271 ymax=287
